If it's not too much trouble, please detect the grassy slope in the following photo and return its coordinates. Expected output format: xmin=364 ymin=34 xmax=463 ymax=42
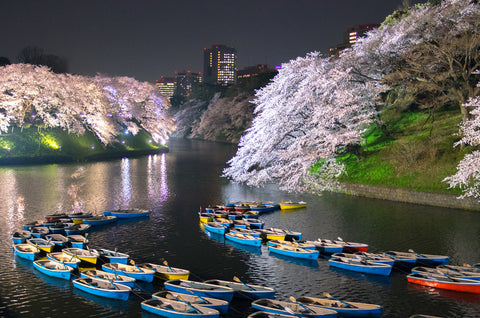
xmin=0 ymin=126 xmax=167 ymax=164
xmin=338 ymin=108 xmax=469 ymax=194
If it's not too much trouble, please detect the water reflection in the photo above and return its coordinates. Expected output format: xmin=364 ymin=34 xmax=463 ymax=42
xmin=121 ymin=158 xmax=131 ymax=207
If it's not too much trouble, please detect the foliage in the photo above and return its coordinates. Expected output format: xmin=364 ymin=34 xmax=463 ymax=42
xmin=0 ymin=64 xmax=175 ymax=146
xmin=17 ymin=46 xmax=68 ymax=74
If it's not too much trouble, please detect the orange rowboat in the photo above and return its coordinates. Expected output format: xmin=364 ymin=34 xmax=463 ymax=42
xmin=407 ymin=272 xmax=480 ymax=294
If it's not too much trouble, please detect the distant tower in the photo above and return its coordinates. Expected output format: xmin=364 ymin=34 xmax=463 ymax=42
xmin=345 ymin=24 xmax=379 ymax=45
xmin=155 ymin=77 xmax=176 ymax=97
xmin=174 ymin=70 xmax=202 ymax=97
xmin=203 ymin=45 xmax=237 ymax=86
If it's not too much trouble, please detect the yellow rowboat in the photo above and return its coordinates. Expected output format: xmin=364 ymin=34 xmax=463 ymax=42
xmin=62 ymin=248 xmax=99 ymax=264
xmin=279 ymin=201 xmax=307 ymax=210
xmin=27 ymin=238 xmax=55 ymax=253
xmin=139 ymin=262 xmax=190 ymax=280
xmin=259 ymin=229 xmax=286 ymax=241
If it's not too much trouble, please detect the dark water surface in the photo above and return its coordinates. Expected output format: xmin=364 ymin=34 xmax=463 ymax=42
xmin=0 ymin=139 xmax=479 ymax=318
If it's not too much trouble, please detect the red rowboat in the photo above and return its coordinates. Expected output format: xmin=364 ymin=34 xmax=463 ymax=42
xmin=407 ymin=272 xmax=480 ymax=294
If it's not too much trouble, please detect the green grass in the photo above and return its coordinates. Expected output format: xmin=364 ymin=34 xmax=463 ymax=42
xmin=337 ymin=108 xmax=467 ymax=194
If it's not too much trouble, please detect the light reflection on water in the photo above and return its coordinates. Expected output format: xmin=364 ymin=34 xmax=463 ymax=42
xmin=0 ymin=139 xmax=479 ymax=318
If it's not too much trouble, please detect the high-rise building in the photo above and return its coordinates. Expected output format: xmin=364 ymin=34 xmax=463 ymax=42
xmin=203 ymin=45 xmax=237 ymax=86
xmin=155 ymin=77 xmax=176 ymax=97
xmin=174 ymin=70 xmax=202 ymax=97
xmin=345 ymin=24 xmax=379 ymax=45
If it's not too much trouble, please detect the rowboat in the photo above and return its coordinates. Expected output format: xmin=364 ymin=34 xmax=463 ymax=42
xmin=268 ymin=243 xmax=319 ymax=260
xmin=385 ymin=250 xmax=449 ymax=266
xmin=203 ymin=222 xmax=228 ymax=235
xmin=62 ymin=247 xmax=100 ymax=264
xmin=30 ymin=226 xmax=49 ymax=238
xmin=279 ymin=201 xmax=307 ymax=210
xmin=296 ymin=295 xmax=383 ymax=317
xmin=247 ymin=311 xmax=296 ymax=318
xmin=45 ymin=234 xmax=69 ymax=247
xmin=48 ymin=222 xmax=72 ymax=234
xmin=139 ymin=262 xmax=190 ymax=280
xmin=103 ymin=208 xmax=151 ymax=218
xmin=12 ymin=230 xmax=31 ymax=244
xmin=101 ymin=262 xmax=155 ymax=282
xmin=23 ymin=220 xmax=43 ymax=230
xmin=68 ymin=212 xmax=93 ymax=224
xmin=141 ymin=298 xmax=220 ymax=318
xmin=198 ymin=212 xmax=214 ymax=223
xmin=266 ymin=228 xmax=302 ymax=241
xmin=44 ymin=212 xmax=68 ymax=222
xmin=82 ymin=216 xmax=117 ymax=226
xmin=152 ymin=291 xmax=229 ymax=314
xmin=407 ymin=272 xmax=480 ymax=294
xmin=247 ymin=203 xmax=277 ymax=214
xmin=33 ymin=259 xmax=73 ymax=280
xmin=46 ymin=252 xmax=81 ymax=268
xmin=251 ymin=298 xmax=338 ymax=317
xmin=13 ymin=243 xmax=40 ymax=261
xmin=244 ymin=218 xmax=265 ymax=229
xmin=214 ymin=217 xmax=233 ymax=227
xmin=334 ymin=238 xmax=368 ymax=253
xmin=232 ymin=219 xmax=250 ymax=229
xmin=331 ymin=252 xmax=395 ymax=266
xmin=229 ymin=228 xmax=262 ymax=238
xmin=227 ymin=211 xmax=244 ymax=220
xmin=412 ymin=266 xmax=480 ymax=281
xmin=203 ymin=278 xmax=276 ymax=300
xmin=439 ymin=264 xmax=480 ymax=275
xmin=72 ymin=277 xmax=131 ymax=300
xmin=259 ymin=229 xmax=286 ymax=241
xmin=63 ymin=223 xmax=91 ymax=235
xmin=80 ymin=269 xmax=136 ymax=287
xmin=67 ymin=234 xmax=89 ymax=249
xmin=225 ymin=232 xmax=262 ymax=247
xmin=382 ymin=251 xmax=417 ymax=267
xmin=96 ymin=248 xmax=129 ymax=264
xmin=268 ymin=240 xmax=317 ymax=250
xmin=329 ymin=257 xmax=392 ymax=276
xmin=304 ymin=239 xmax=344 ymax=255
xmin=27 ymin=238 xmax=55 ymax=253
xmin=164 ymin=279 xmax=235 ymax=302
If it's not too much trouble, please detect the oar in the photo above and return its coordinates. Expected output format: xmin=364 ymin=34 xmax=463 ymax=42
xmin=323 ymin=292 xmax=356 ymax=308
xmin=233 ymin=276 xmax=254 ymax=290
xmin=130 ymin=260 xmax=143 ymax=272
xmin=175 ymin=295 xmax=201 ymax=313
xmin=163 ymin=260 xmax=176 ymax=272
xmin=289 ymin=296 xmax=313 ymax=313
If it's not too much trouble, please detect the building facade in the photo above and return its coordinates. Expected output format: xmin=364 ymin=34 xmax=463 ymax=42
xmin=155 ymin=77 xmax=176 ymax=97
xmin=329 ymin=23 xmax=379 ymax=56
xmin=174 ymin=70 xmax=202 ymax=97
xmin=203 ymin=45 xmax=237 ymax=86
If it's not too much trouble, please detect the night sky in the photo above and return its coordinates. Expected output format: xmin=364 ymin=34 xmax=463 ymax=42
xmin=1 ymin=0 xmax=424 ymax=83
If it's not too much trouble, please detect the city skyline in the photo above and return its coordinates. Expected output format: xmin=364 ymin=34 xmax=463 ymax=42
xmin=1 ymin=0 xmax=425 ymax=83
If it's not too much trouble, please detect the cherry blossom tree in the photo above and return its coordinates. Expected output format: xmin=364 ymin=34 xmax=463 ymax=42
xmin=0 ymin=64 xmax=175 ymax=145
xmin=444 ymin=86 xmax=480 ymax=199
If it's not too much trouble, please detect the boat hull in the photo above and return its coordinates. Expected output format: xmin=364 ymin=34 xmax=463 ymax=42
xmin=268 ymin=245 xmax=319 ymax=260
xmin=33 ymin=260 xmax=73 ymax=280
xmin=164 ymin=280 xmax=235 ymax=302
xmin=72 ymin=278 xmax=131 ymax=300
xmin=407 ymin=273 xmax=480 ymax=294
xmin=13 ymin=244 xmax=40 ymax=261
xmin=225 ymin=233 xmax=262 ymax=247
xmin=102 ymin=263 xmax=155 ymax=282
xmin=329 ymin=259 xmax=392 ymax=276
xmin=141 ymin=298 xmax=220 ymax=318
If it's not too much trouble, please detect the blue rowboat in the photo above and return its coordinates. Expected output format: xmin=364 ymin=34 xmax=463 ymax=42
xmin=248 ymin=204 xmax=277 ymax=214
xmin=203 ymin=278 xmax=276 ymax=300
xmin=96 ymin=248 xmax=129 ymax=264
xmin=82 ymin=216 xmax=117 ymax=226
xmin=203 ymin=222 xmax=228 ymax=235
xmin=268 ymin=240 xmax=317 ymax=251
xmin=225 ymin=232 xmax=262 ymax=247
xmin=382 ymin=251 xmax=417 ymax=267
xmin=251 ymin=298 xmax=338 ymax=317
xmin=328 ymin=257 xmax=392 ymax=276
xmin=67 ymin=234 xmax=89 ymax=249
xmin=245 ymin=218 xmax=264 ymax=229
xmin=13 ymin=243 xmax=40 ymax=261
xmin=12 ymin=230 xmax=31 ymax=244
xmin=80 ymin=269 xmax=136 ymax=287
xmin=47 ymin=252 xmax=81 ymax=268
xmin=214 ymin=217 xmax=233 ymax=227
xmin=27 ymin=238 xmax=55 ymax=253
xmin=141 ymin=298 xmax=220 ymax=318
xmin=164 ymin=279 xmax=235 ymax=302
xmin=72 ymin=277 xmax=131 ymax=300
xmin=30 ymin=226 xmax=49 ymax=238
xmin=45 ymin=234 xmax=69 ymax=247
xmin=33 ymin=259 xmax=73 ymax=280
xmin=305 ymin=239 xmax=344 ymax=255
xmin=331 ymin=252 xmax=395 ymax=266
xmin=152 ymin=291 xmax=229 ymax=314
xmin=103 ymin=208 xmax=151 ymax=218
xmin=408 ymin=250 xmax=450 ymax=266
xmin=63 ymin=223 xmax=91 ymax=235
xmin=23 ymin=220 xmax=43 ymax=231
xmin=268 ymin=243 xmax=319 ymax=260
xmin=101 ymin=262 xmax=155 ymax=282
xmin=296 ymin=295 xmax=383 ymax=317
xmin=232 ymin=219 xmax=249 ymax=229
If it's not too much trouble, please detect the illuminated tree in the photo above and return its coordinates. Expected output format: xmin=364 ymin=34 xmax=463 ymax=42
xmin=0 ymin=64 xmax=175 ymax=144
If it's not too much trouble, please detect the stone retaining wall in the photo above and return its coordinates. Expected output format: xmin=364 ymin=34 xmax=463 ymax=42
xmin=338 ymin=183 xmax=480 ymax=211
